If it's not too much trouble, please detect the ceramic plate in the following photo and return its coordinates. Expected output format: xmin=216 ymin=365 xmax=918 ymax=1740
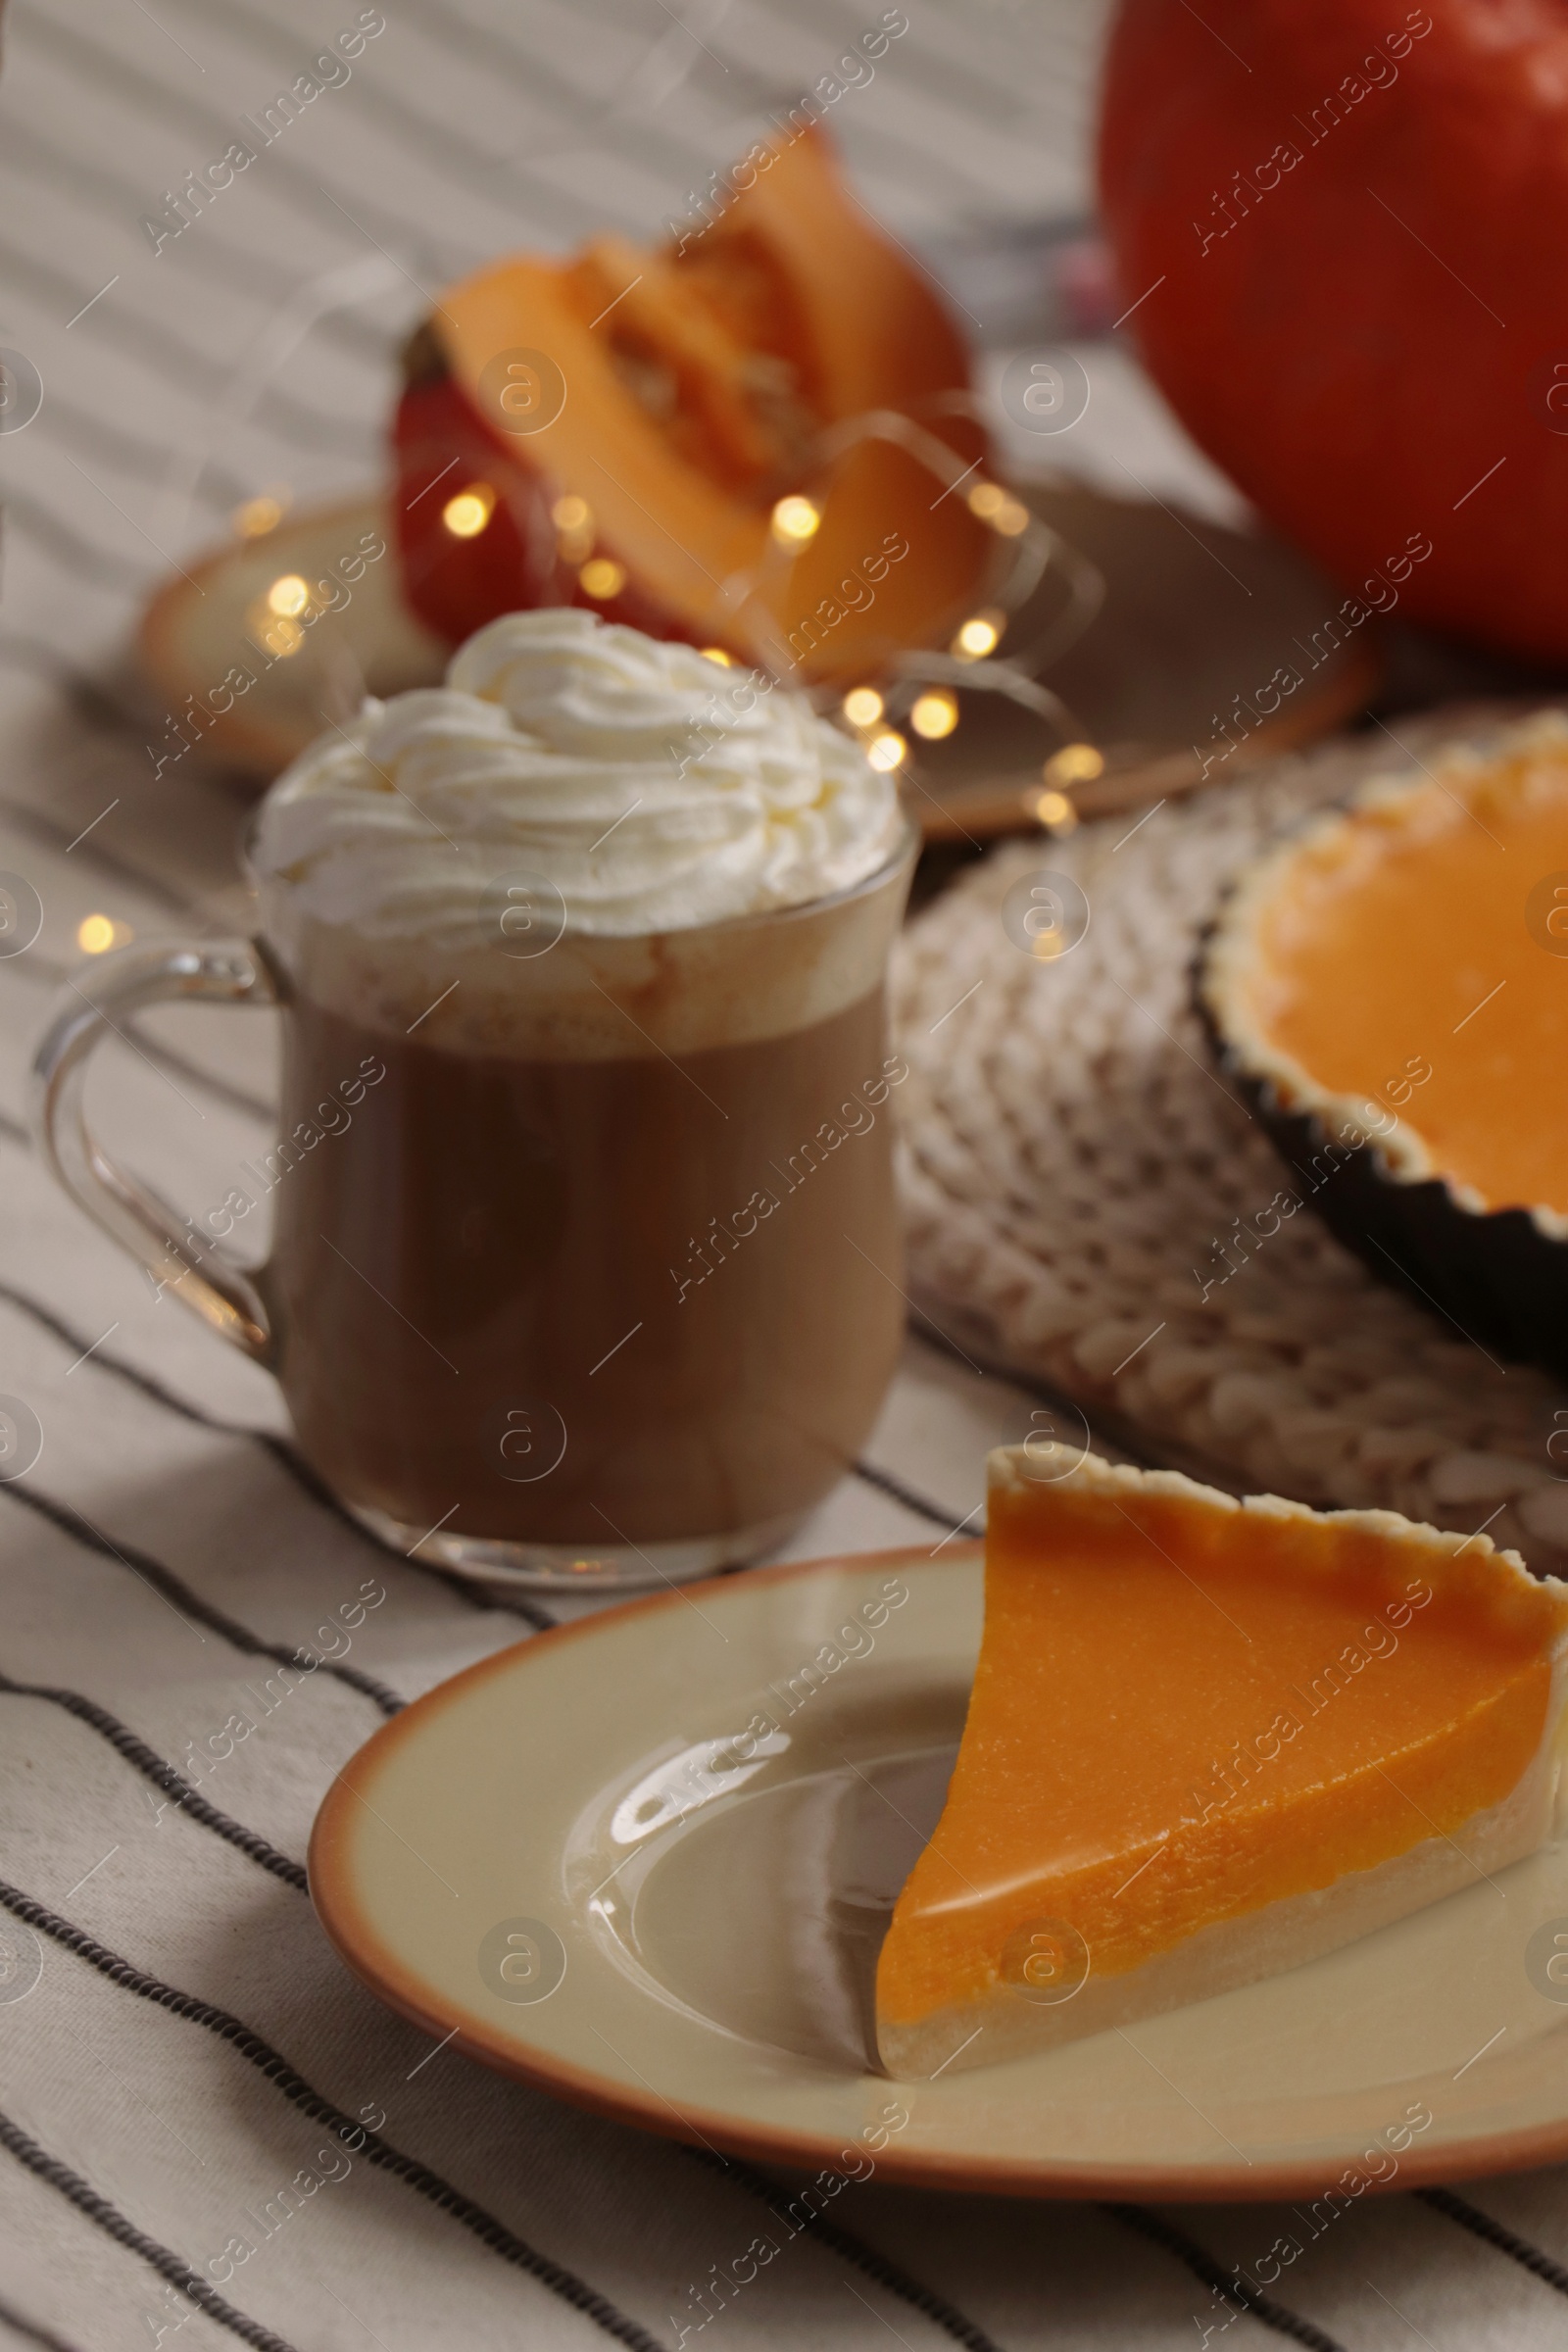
xmin=138 ymin=493 xmax=447 ymax=775
xmin=310 ymin=1544 xmax=1568 ymax=2200
xmin=137 ymin=484 xmax=1375 ymax=838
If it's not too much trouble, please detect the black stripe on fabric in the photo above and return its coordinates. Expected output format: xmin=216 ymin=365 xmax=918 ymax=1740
xmin=6 ymin=949 xmax=278 ymax=1125
xmin=0 ymin=2287 xmax=92 ymax=2352
xmin=0 ymin=1673 xmax=307 ymax=1891
xmin=118 ymin=1024 xmax=276 ymax=1125
xmin=0 ymin=788 xmax=209 ymax=922
xmin=0 ymin=2106 xmax=300 ymax=2352
xmin=440 ymin=0 xmax=1045 ymax=252
xmin=166 ymin=0 xmax=603 ymax=243
xmin=680 ymin=2144 xmax=1004 ymax=2352
xmin=0 ymin=1483 xmax=407 ymax=1717
xmin=0 ymin=1661 xmax=1000 ymax=2352
xmin=397 ymin=1550 xmax=556 ymax=1633
xmin=45 ymin=983 xmax=278 ymax=1122
xmin=0 ymin=1105 xmax=28 ymax=1147
xmin=1101 ymin=2205 xmax=1348 ymax=2352
xmin=0 ymin=117 xmax=391 ymax=363
xmin=292 ymin=0 xmax=687 ymax=220
xmin=747 ymin=0 xmax=1044 ymax=203
xmin=0 ymin=1880 xmax=673 ymax=2352
xmin=1416 ymin=2186 xmax=1568 ymax=2298
xmin=1 ymin=492 xmax=151 ymax=595
xmin=852 ymin=1459 xmax=969 ymax=1533
xmin=0 ymin=1279 xmax=557 ymax=1635
xmin=9 ymin=379 xmax=247 ymax=513
xmin=0 ymin=630 xmax=169 ymax=744
xmin=9 ymin=3 xmax=459 ymax=282
xmin=398 ymin=0 xmax=739 ymax=208
xmin=9 ymin=1250 xmax=231 ymax=1408
xmin=0 ymin=230 xmax=372 ymax=462
xmin=0 ymin=1631 xmax=1336 ymax=2352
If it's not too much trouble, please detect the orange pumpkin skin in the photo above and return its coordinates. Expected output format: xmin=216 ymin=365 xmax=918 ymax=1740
xmin=1099 ymin=1 xmax=1568 ymax=663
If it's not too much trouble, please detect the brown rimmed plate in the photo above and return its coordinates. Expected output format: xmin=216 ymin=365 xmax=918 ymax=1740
xmin=138 ymin=492 xmax=447 ymax=776
xmin=138 ymin=483 xmax=1376 ymax=838
xmin=308 ymin=1542 xmax=1568 ymax=2200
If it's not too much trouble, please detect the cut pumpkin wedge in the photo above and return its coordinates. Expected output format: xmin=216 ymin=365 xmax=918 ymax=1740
xmin=392 ymin=125 xmax=994 ymax=679
xmin=876 ymin=1447 xmax=1568 ymax=2079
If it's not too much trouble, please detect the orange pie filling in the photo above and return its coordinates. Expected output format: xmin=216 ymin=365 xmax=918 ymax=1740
xmin=1204 ymin=712 xmax=1568 ymax=1219
xmin=876 ymin=1451 xmax=1568 ymax=2076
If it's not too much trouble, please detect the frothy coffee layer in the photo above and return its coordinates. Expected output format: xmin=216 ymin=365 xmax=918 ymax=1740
xmin=250 ymin=608 xmax=902 ymax=942
xmin=282 ymin=878 xmax=908 ymax=1061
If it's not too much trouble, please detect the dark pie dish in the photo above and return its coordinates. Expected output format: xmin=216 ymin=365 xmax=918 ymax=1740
xmin=1197 ymin=711 xmax=1568 ymax=1384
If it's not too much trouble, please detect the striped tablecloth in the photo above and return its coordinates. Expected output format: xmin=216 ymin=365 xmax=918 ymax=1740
xmin=2 ymin=3 xmax=1567 ymax=2346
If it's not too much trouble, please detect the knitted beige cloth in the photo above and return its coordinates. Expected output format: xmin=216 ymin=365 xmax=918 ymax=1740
xmin=894 ymin=709 xmax=1568 ymax=1576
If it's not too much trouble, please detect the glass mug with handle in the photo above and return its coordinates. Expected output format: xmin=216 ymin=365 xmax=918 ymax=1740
xmin=31 ymin=614 xmax=919 ymax=1590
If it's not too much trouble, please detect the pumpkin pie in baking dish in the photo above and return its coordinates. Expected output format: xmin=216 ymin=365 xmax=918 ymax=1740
xmin=1199 ymin=710 xmax=1568 ymax=1379
xmin=875 ymin=1447 xmax=1568 ymax=2080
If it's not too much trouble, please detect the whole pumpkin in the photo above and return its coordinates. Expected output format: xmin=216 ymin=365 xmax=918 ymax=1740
xmin=1099 ymin=0 xmax=1568 ymax=664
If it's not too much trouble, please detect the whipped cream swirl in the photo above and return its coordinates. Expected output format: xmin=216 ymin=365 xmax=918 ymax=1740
xmin=249 ymin=610 xmax=904 ymax=942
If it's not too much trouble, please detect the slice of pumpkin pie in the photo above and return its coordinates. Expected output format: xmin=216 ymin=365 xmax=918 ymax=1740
xmin=876 ymin=1447 xmax=1568 ymax=2080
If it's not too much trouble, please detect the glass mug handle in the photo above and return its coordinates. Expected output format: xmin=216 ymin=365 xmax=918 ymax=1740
xmin=30 ymin=941 xmax=278 ymax=1362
